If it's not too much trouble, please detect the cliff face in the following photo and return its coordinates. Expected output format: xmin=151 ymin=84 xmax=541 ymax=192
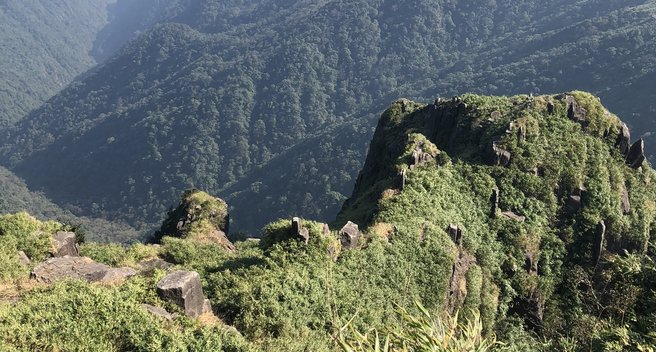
xmin=337 ymin=92 xmax=656 ymax=339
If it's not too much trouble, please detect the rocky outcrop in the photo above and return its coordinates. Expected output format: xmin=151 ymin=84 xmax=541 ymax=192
xmin=446 ymin=247 xmax=475 ymax=313
xmin=621 ymin=185 xmax=631 ymax=215
xmin=156 ymin=270 xmax=208 ymax=319
xmin=291 ymin=217 xmax=310 ymax=244
xmin=546 ymin=101 xmax=556 ymax=115
xmin=138 ymin=258 xmax=173 ymax=273
xmin=31 ymin=256 xmax=136 ymax=284
xmin=564 ymin=195 xmax=582 ymax=214
xmin=626 ymin=139 xmax=645 ymax=169
xmin=562 ymin=95 xmax=587 ymax=124
xmin=490 ymin=142 xmax=511 ymax=166
xmin=339 ymin=221 xmax=360 ymax=249
xmin=154 ymin=189 xmax=234 ymax=252
xmin=447 ymin=224 xmax=463 ymax=247
xmin=490 ymin=187 xmax=500 ymax=218
xmin=616 ymin=123 xmax=631 ymax=156
xmin=51 ymin=231 xmax=79 ymax=257
xmin=410 ymin=142 xmax=435 ymax=170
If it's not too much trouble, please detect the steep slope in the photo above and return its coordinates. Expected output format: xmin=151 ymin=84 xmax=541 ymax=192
xmin=0 ymin=0 xmax=115 ymax=127
xmin=0 ymin=93 xmax=654 ymax=351
xmin=334 ymin=92 xmax=656 ymax=350
xmin=2 ymin=0 xmax=655 ymax=237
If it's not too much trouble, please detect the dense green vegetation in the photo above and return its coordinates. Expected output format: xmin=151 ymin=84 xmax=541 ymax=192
xmin=2 ymin=0 xmax=655 ymax=238
xmin=0 ymin=0 xmax=114 ymax=127
xmin=1 ymin=93 xmax=653 ymax=351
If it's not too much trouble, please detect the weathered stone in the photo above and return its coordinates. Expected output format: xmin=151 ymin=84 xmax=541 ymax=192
xmin=517 ymin=126 xmax=526 ymax=143
xmin=593 ymin=221 xmax=606 ymax=265
xmin=621 ymin=185 xmax=631 ymax=215
xmin=491 ymin=111 xmax=502 ymax=119
xmin=490 ymin=187 xmax=500 ymax=218
xmin=616 ymin=123 xmax=631 ymax=156
xmin=564 ymin=195 xmax=582 ymax=214
xmin=31 ymin=256 xmax=136 ymax=284
xmin=546 ymin=101 xmax=555 ymax=115
xmin=339 ymin=221 xmax=360 ymax=249
xmin=202 ymin=299 xmax=213 ymax=315
xmin=397 ymin=169 xmax=407 ymax=190
xmin=564 ymin=95 xmax=587 ymax=123
xmin=52 ymin=231 xmax=79 ymax=257
xmin=291 ymin=217 xmax=310 ymax=244
xmin=447 ymin=224 xmax=463 ymax=247
xmin=17 ymin=251 xmax=31 ymax=267
xmin=446 ymin=248 xmax=475 ymax=313
xmin=501 ymin=211 xmax=526 ymax=223
xmin=490 ymin=142 xmax=511 ymax=166
xmin=142 ymin=304 xmax=174 ymax=321
xmin=410 ymin=143 xmax=434 ymax=170
xmin=157 ymin=271 xmax=206 ymax=319
xmin=626 ymin=139 xmax=645 ymax=169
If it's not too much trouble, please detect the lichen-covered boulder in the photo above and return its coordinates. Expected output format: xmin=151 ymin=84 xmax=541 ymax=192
xmin=339 ymin=221 xmax=360 ymax=249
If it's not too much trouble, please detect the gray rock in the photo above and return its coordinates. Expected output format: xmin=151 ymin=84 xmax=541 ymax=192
xmin=546 ymin=101 xmax=555 ymax=115
xmin=564 ymin=195 xmax=582 ymax=214
xmin=142 ymin=304 xmax=174 ymax=321
xmin=321 ymin=223 xmax=331 ymax=236
xmin=397 ymin=169 xmax=407 ymax=190
xmin=17 ymin=251 xmax=31 ymax=267
xmin=564 ymin=95 xmax=587 ymax=124
xmin=291 ymin=217 xmax=310 ymax=244
xmin=31 ymin=256 xmax=136 ymax=284
xmin=593 ymin=221 xmax=606 ymax=265
xmin=490 ymin=187 xmax=500 ymax=218
xmin=447 ymin=224 xmax=463 ymax=247
xmin=52 ymin=231 xmax=79 ymax=257
xmin=501 ymin=211 xmax=526 ymax=223
xmin=626 ymin=139 xmax=645 ymax=169
xmin=616 ymin=123 xmax=631 ymax=156
xmin=621 ymin=185 xmax=631 ymax=215
xmin=517 ymin=126 xmax=526 ymax=143
xmin=339 ymin=221 xmax=360 ymax=249
xmin=410 ymin=143 xmax=434 ymax=170
xmin=157 ymin=270 xmax=206 ymax=319
xmin=490 ymin=142 xmax=511 ymax=166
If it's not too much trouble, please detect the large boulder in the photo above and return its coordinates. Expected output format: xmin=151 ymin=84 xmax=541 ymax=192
xmin=31 ymin=256 xmax=136 ymax=284
xmin=51 ymin=231 xmax=79 ymax=257
xmin=154 ymin=189 xmax=234 ymax=251
xmin=490 ymin=142 xmax=511 ymax=166
xmin=339 ymin=221 xmax=360 ymax=249
xmin=156 ymin=271 xmax=207 ymax=319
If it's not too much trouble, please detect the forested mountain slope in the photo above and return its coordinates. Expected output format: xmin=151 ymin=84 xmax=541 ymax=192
xmin=0 ymin=0 xmax=115 ymax=127
xmin=1 ymin=92 xmax=653 ymax=351
xmin=2 ymin=0 xmax=655 ymax=236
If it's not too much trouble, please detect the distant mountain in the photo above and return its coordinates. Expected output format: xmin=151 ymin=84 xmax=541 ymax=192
xmin=0 ymin=0 xmax=114 ymax=127
xmin=2 ymin=0 xmax=655 ymax=237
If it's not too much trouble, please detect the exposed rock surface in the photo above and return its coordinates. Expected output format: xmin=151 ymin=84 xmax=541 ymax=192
xmin=490 ymin=187 xmax=500 ymax=218
xmin=621 ymin=185 xmax=631 ymax=215
xmin=52 ymin=231 xmax=79 ymax=257
xmin=564 ymin=195 xmax=582 ymax=214
xmin=157 ymin=270 xmax=207 ymax=319
xmin=562 ymin=95 xmax=587 ymax=124
xmin=17 ymin=251 xmax=31 ymax=267
xmin=626 ymin=139 xmax=645 ymax=169
xmin=154 ymin=190 xmax=234 ymax=252
xmin=446 ymin=247 xmax=474 ymax=313
xmin=339 ymin=221 xmax=360 ymax=249
xmin=447 ymin=224 xmax=463 ymax=247
xmin=616 ymin=123 xmax=631 ymax=156
xmin=291 ymin=217 xmax=310 ymax=244
xmin=31 ymin=256 xmax=136 ymax=284
xmin=593 ymin=221 xmax=606 ymax=265
xmin=490 ymin=142 xmax=511 ymax=166
xmin=138 ymin=258 xmax=173 ymax=273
